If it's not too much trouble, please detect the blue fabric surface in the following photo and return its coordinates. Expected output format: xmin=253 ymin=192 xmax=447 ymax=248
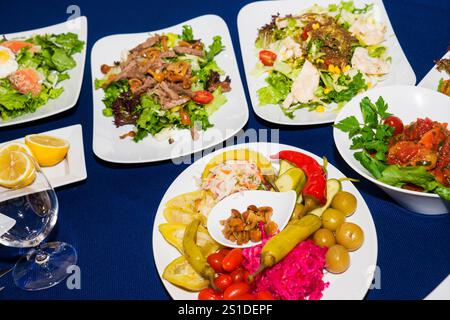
xmin=0 ymin=0 xmax=449 ymax=300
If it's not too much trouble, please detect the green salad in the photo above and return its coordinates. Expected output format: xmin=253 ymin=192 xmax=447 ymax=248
xmin=95 ymin=25 xmax=231 ymax=142
xmin=0 ymin=33 xmax=84 ymax=120
xmin=253 ymin=1 xmax=390 ymax=118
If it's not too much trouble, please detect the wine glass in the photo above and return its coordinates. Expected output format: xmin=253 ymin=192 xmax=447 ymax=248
xmin=0 ymin=151 xmax=77 ymax=291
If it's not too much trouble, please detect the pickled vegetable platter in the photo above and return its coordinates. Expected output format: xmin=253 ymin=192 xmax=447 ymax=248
xmin=152 ymin=142 xmax=378 ymax=300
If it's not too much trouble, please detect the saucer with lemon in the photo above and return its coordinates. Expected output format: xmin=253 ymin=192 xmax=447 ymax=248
xmin=0 ymin=135 xmax=69 ymax=189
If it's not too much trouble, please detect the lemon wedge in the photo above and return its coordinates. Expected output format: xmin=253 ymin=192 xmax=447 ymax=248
xmin=25 ymin=134 xmax=69 ymax=167
xmin=0 ymin=142 xmax=34 ymax=156
xmin=0 ymin=151 xmax=36 ymax=188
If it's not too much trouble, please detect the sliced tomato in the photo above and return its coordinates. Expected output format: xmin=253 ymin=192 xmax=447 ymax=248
xmin=180 ymin=109 xmax=191 ymax=126
xmin=259 ymin=50 xmax=277 ymax=66
xmin=8 ymin=68 xmax=42 ymax=97
xmin=192 ymin=90 xmax=214 ymax=104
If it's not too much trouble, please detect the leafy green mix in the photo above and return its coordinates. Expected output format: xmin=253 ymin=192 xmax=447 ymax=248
xmin=254 ymin=0 xmax=388 ymax=118
xmin=96 ymin=25 xmax=229 ymax=142
xmin=335 ymin=96 xmax=450 ymax=200
xmin=0 ymin=33 xmax=84 ymax=120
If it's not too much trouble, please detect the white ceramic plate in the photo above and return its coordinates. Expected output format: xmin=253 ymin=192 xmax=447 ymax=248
xmin=334 ymin=85 xmax=450 ymax=214
xmin=207 ymin=190 xmax=296 ymax=248
xmin=0 ymin=16 xmax=87 ymax=127
xmin=237 ymin=0 xmax=416 ymax=125
xmin=418 ymin=51 xmax=449 ymax=92
xmin=0 ymin=124 xmax=87 ymax=189
xmin=91 ymin=15 xmax=249 ymax=163
xmin=152 ymin=142 xmax=378 ymax=300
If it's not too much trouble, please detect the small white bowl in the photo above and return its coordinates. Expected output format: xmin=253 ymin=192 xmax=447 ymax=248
xmin=207 ymin=190 xmax=296 ymax=248
xmin=334 ymin=85 xmax=450 ymax=215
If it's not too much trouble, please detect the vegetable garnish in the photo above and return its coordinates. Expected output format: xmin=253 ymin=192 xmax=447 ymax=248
xmin=95 ymin=25 xmax=231 ymax=143
xmin=335 ymin=96 xmax=450 ymax=200
xmin=0 ymin=33 xmax=84 ymax=120
xmin=253 ymin=0 xmax=390 ymax=117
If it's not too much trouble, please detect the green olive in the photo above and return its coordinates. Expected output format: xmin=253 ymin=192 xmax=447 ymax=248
xmin=313 ymin=228 xmax=336 ymax=248
xmin=326 ymin=245 xmax=350 ymax=274
xmin=331 ymin=191 xmax=357 ymax=217
xmin=336 ymin=222 xmax=364 ymax=251
xmin=322 ymin=208 xmax=346 ymax=232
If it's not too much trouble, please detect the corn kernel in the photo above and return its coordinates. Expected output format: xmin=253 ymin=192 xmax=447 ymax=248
xmin=334 ymin=66 xmax=341 ymax=74
xmin=343 ymin=65 xmax=350 ymax=73
xmin=324 ymin=87 xmax=332 ymax=94
xmin=171 ymin=106 xmax=181 ymax=113
xmin=368 ymin=82 xmax=372 ymax=88
xmin=315 ymin=106 xmax=325 ymax=113
xmin=316 ymin=58 xmax=324 ymax=64
xmin=312 ymin=23 xmax=320 ymax=30
xmin=328 ymin=64 xmax=335 ymax=73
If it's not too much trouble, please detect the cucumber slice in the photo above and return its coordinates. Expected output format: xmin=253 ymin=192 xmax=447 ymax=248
xmin=275 ymin=167 xmax=306 ymax=194
xmin=309 ymin=179 xmax=342 ymax=217
xmin=279 ymin=160 xmax=295 ymax=176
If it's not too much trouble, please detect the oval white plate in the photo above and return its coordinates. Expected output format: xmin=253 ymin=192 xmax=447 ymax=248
xmin=207 ymin=190 xmax=296 ymax=248
xmin=333 ymin=85 xmax=450 ymax=214
xmin=91 ymin=15 xmax=249 ymax=163
xmin=152 ymin=142 xmax=378 ymax=300
xmin=237 ymin=0 xmax=416 ymax=125
xmin=0 ymin=17 xmax=87 ymax=128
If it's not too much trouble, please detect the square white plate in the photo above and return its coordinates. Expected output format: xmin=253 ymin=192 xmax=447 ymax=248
xmin=0 ymin=16 xmax=87 ymax=127
xmin=91 ymin=15 xmax=249 ymax=163
xmin=237 ymin=0 xmax=416 ymax=125
xmin=418 ymin=51 xmax=449 ymax=92
xmin=0 ymin=124 xmax=87 ymax=188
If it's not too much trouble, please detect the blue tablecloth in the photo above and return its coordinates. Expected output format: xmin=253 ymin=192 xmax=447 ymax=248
xmin=0 ymin=0 xmax=449 ymax=300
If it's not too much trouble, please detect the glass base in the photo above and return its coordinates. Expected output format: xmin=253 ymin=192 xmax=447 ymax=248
xmin=13 ymin=242 xmax=77 ymax=291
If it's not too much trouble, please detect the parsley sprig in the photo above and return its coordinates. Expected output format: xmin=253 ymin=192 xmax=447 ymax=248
xmin=334 ymin=96 xmax=394 ymax=178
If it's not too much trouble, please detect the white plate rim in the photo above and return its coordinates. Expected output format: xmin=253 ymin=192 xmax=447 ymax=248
xmin=152 ymin=142 xmax=378 ymax=300
xmin=91 ymin=14 xmax=249 ymax=164
xmin=237 ymin=0 xmax=416 ymax=126
xmin=0 ymin=16 xmax=88 ymax=128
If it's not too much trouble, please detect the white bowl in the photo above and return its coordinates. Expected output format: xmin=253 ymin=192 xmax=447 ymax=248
xmin=334 ymin=85 xmax=450 ymax=215
xmin=206 ymin=190 xmax=296 ymax=248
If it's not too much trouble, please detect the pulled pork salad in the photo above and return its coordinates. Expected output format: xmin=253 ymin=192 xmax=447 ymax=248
xmin=253 ymin=1 xmax=390 ymax=118
xmin=95 ymin=25 xmax=231 ymax=142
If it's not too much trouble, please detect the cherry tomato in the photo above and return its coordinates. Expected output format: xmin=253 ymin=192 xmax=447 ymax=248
xmin=231 ymin=293 xmax=256 ymax=300
xmin=192 ymin=90 xmax=214 ymax=104
xmin=214 ymin=274 xmax=233 ymax=292
xmin=180 ymin=109 xmax=191 ymax=126
xmin=198 ymin=288 xmax=222 ymax=300
xmin=384 ymin=116 xmax=404 ymax=135
xmin=256 ymin=290 xmax=275 ymax=300
xmin=259 ymin=50 xmax=277 ymax=66
xmin=207 ymin=252 xmax=225 ymax=273
xmin=230 ymin=268 xmax=250 ymax=283
xmin=222 ymin=248 xmax=244 ymax=272
xmin=217 ymin=248 xmax=231 ymax=257
xmin=223 ymin=282 xmax=250 ymax=300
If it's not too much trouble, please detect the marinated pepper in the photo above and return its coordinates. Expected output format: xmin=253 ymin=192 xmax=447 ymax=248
xmin=249 ymin=214 xmax=321 ymax=281
xmin=183 ymin=219 xmax=218 ymax=290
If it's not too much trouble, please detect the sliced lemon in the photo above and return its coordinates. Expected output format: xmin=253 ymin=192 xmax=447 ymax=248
xmin=25 ymin=134 xmax=69 ymax=167
xmin=0 ymin=151 xmax=36 ymax=188
xmin=0 ymin=142 xmax=34 ymax=156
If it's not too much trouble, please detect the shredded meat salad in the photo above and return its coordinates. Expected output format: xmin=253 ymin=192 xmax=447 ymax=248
xmin=95 ymin=25 xmax=231 ymax=142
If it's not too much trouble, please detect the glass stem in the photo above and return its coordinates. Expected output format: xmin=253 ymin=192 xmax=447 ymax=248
xmin=35 ymin=249 xmax=49 ymax=265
